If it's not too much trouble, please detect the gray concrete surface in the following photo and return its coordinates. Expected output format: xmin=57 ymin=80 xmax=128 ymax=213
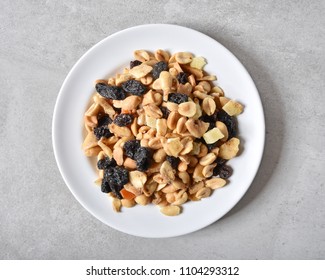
xmin=0 ymin=0 xmax=324 ymax=259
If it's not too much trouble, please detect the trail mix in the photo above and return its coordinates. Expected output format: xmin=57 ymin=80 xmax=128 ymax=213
xmin=82 ymin=49 xmax=244 ymax=216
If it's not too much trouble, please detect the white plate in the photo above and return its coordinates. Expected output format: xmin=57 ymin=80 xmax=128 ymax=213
xmin=52 ymin=24 xmax=265 ymax=238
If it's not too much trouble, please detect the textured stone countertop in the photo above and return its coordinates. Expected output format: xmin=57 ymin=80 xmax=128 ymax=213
xmin=1 ymin=0 xmax=324 ymax=259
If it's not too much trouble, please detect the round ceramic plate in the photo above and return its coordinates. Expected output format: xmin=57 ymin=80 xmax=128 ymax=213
xmin=52 ymin=24 xmax=265 ymax=238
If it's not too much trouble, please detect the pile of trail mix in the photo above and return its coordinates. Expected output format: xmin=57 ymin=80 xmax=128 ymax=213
xmin=82 ymin=49 xmax=244 ymax=216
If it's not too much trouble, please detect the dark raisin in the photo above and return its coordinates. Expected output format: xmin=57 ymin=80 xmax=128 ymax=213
xmin=113 ymin=114 xmax=134 ymax=127
xmin=93 ymin=126 xmax=113 ymax=140
xmin=134 ymin=147 xmax=153 ymax=171
xmin=219 ymin=165 xmax=233 ymax=179
xmin=97 ymin=114 xmax=112 ymax=127
xmin=97 ymin=157 xmax=117 ymax=170
xmin=166 ymin=156 xmax=180 ymax=169
xmin=95 ymin=83 xmax=126 ymax=100
xmin=160 ymin=106 xmax=170 ymax=119
xmin=130 ymin=60 xmax=142 ymax=69
xmin=103 ymin=167 xmax=129 ymax=198
xmin=168 ymin=93 xmax=189 ymax=104
xmin=101 ymin=180 xmax=111 ymax=193
xmin=177 ymin=72 xmax=188 ymax=84
xmin=152 ymin=61 xmax=168 ymax=80
xmin=121 ymin=80 xmax=147 ymax=96
xmin=123 ymin=140 xmax=141 ymax=159
xmin=212 ymin=158 xmax=227 ymax=176
xmin=217 ymin=110 xmax=237 ymax=139
xmin=200 ymin=111 xmax=218 ymax=130
xmin=206 ymin=142 xmax=218 ymax=152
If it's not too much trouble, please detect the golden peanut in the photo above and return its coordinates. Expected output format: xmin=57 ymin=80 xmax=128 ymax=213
xmin=109 ymin=123 xmax=132 ymax=137
xmin=199 ymin=153 xmax=217 ymax=166
xmin=202 ymin=163 xmax=217 ymax=178
xmin=153 ymin=148 xmax=167 ymax=163
xmin=175 ymin=52 xmax=193 ymax=64
xmin=178 ymin=101 xmax=197 ymax=117
xmin=178 ymin=171 xmax=190 ymax=184
xmin=129 ymin=64 xmax=153 ymax=78
xmin=167 ymin=111 xmax=180 ymax=130
xmin=195 ymin=187 xmax=212 ymax=199
xmin=177 ymin=83 xmax=192 ymax=95
xmin=148 ymin=137 xmax=163 ymax=149
xmin=173 ymin=191 xmax=188 ymax=206
xmin=134 ymin=49 xmax=150 ymax=62
xmin=155 ymin=49 xmax=170 ymax=62
xmin=160 ymin=205 xmax=181 ymax=216
xmin=123 ymin=157 xmax=137 ymax=170
xmin=121 ymin=199 xmax=136 ymax=208
xmin=202 ymin=97 xmax=216 ymax=116
xmin=189 ymin=181 xmax=204 ymax=194
xmin=180 ymin=137 xmax=194 ymax=155
xmin=193 ymin=164 xmax=205 ymax=182
xmin=185 ymin=119 xmax=209 ymax=138
xmin=218 ymin=137 xmax=240 ymax=160
xmin=143 ymin=104 xmax=163 ymax=119
xmin=216 ymin=121 xmax=228 ymax=141
xmin=135 ymin=194 xmax=150 ymax=206
xmin=205 ymin=178 xmax=226 ymax=189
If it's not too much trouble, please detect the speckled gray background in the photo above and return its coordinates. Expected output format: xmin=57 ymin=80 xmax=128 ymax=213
xmin=1 ymin=0 xmax=324 ymax=259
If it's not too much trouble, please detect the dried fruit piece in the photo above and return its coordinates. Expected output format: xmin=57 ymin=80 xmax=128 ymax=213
xmin=95 ymin=83 xmax=126 ymax=100
xmin=168 ymin=93 xmax=189 ymax=104
xmin=152 ymin=61 xmax=168 ymax=80
xmin=113 ymin=114 xmax=134 ymax=127
xmin=177 ymin=72 xmax=188 ymax=84
xmin=123 ymin=140 xmax=140 ymax=159
xmin=217 ymin=110 xmax=237 ymax=139
xmin=97 ymin=157 xmax=117 ymax=170
xmin=203 ymin=127 xmax=224 ymax=144
xmin=166 ymin=156 xmax=180 ymax=170
xmin=121 ymin=80 xmax=147 ymax=96
xmin=93 ymin=125 xmax=113 ymax=140
xmin=222 ymin=100 xmax=244 ymax=116
xmin=134 ymin=147 xmax=153 ymax=171
xmin=190 ymin=56 xmax=206 ymax=70
xmin=130 ymin=60 xmax=142 ymax=69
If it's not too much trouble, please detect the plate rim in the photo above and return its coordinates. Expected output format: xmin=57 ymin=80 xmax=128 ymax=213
xmin=52 ymin=23 xmax=265 ymax=238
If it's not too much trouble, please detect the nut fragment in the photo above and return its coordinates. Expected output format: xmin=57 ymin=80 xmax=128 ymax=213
xmin=155 ymin=49 xmax=170 ymax=61
xmin=167 ymin=111 xmax=180 ymax=130
xmin=218 ymin=137 xmax=240 ymax=160
xmin=123 ymin=157 xmax=137 ymax=170
xmin=205 ymin=178 xmax=226 ymax=189
xmin=160 ymin=161 xmax=176 ymax=182
xmin=189 ymin=181 xmax=204 ymax=194
xmin=173 ymin=191 xmax=188 ymax=206
xmin=129 ymin=171 xmax=147 ymax=189
xmin=178 ymin=101 xmax=197 ymax=117
xmin=113 ymin=147 xmax=124 ymax=166
xmin=222 ymin=100 xmax=244 ymax=116
xmin=165 ymin=138 xmax=184 ymax=157
xmin=202 ymin=163 xmax=217 ymax=178
xmin=160 ymin=205 xmax=181 ymax=216
xmin=112 ymin=198 xmax=122 ymax=212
